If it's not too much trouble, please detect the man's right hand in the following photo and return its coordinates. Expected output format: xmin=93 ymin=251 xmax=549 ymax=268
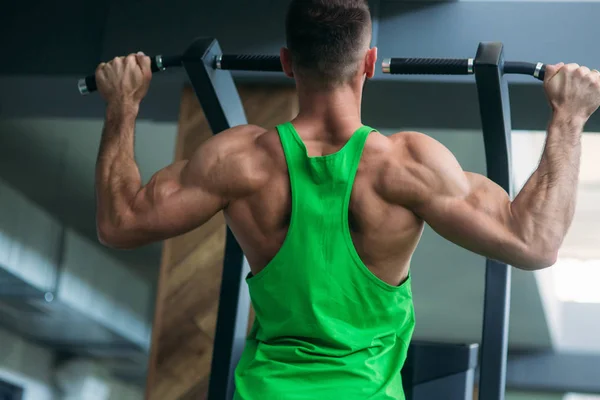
xmin=96 ymin=52 xmax=152 ymax=111
xmin=544 ymin=62 xmax=600 ymax=121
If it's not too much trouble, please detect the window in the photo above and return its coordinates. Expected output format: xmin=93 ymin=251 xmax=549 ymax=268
xmin=552 ymin=258 xmax=600 ymax=303
xmin=512 ymin=131 xmax=600 ymax=303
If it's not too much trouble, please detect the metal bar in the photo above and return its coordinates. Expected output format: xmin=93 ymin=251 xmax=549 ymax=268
xmin=381 ymin=58 xmax=545 ymax=81
xmin=382 ymin=57 xmax=473 ymax=75
xmin=473 ymin=42 xmax=513 ymax=400
xmin=216 ymin=54 xmax=282 ymax=72
xmin=180 ymin=37 xmax=251 ymax=400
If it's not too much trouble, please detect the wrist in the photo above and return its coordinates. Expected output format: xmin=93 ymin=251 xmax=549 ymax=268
xmin=106 ymin=102 xmax=139 ymax=122
xmin=550 ymin=109 xmax=587 ymax=130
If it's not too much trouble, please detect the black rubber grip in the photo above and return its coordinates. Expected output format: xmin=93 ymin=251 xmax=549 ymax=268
xmin=387 ymin=58 xmax=471 ymax=75
xmin=218 ymin=55 xmax=282 ymax=72
xmin=78 ymin=55 xmax=182 ymax=95
xmin=504 ymin=61 xmax=545 ymax=81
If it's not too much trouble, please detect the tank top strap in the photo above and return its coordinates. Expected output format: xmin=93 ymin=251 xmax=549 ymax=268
xmin=343 ymin=125 xmax=374 ymax=197
xmin=276 ymin=121 xmax=305 ymax=190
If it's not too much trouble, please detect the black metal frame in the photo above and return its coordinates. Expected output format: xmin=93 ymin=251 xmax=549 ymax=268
xmin=180 ymin=38 xmax=251 ymax=400
xmin=177 ymin=37 xmax=517 ymax=400
xmin=474 ymin=42 xmax=513 ymax=400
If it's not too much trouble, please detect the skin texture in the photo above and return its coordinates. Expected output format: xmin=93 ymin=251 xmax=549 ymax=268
xmin=95 ymin=49 xmax=600 ymax=287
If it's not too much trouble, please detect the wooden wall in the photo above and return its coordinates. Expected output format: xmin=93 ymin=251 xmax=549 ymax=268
xmin=145 ymin=84 xmax=298 ymax=400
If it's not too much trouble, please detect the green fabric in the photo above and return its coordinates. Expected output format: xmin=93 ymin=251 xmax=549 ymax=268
xmin=234 ymin=122 xmax=415 ymax=400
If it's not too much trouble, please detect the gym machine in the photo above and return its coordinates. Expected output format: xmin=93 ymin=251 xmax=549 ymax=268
xmin=79 ymin=38 xmax=546 ymax=400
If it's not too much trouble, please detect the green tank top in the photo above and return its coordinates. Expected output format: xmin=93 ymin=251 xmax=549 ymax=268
xmin=234 ymin=122 xmax=415 ymax=400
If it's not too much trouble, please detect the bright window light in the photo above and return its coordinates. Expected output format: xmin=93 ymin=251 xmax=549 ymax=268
xmin=511 ymin=131 xmax=600 ymax=187
xmin=565 ymin=394 xmax=600 ymax=400
xmin=552 ymin=258 xmax=600 ymax=303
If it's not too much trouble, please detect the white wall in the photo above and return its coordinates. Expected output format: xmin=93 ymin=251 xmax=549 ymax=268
xmin=0 ymin=327 xmax=55 ymax=400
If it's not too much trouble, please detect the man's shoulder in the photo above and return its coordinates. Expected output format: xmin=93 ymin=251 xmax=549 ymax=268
xmin=366 ymin=130 xmax=432 ymax=162
xmin=370 ymin=130 xmax=457 ymax=203
xmin=214 ymin=124 xmax=276 ymax=158
xmin=219 ymin=124 xmax=281 ymax=170
xmin=191 ymin=124 xmax=272 ymax=172
xmin=387 ymin=130 xmax=434 ymax=150
xmin=385 ymin=130 xmax=451 ymax=164
xmin=220 ymin=124 xmax=270 ymax=140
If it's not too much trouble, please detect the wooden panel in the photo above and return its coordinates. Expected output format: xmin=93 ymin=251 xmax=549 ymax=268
xmin=146 ymin=84 xmax=298 ymax=400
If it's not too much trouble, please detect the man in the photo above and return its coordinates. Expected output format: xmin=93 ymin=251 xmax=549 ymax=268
xmin=94 ymin=0 xmax=600 ymax=398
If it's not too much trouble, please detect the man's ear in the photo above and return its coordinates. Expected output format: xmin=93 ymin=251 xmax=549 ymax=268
xmin=365 ymin=47 xmax=378 ymax=79
xmin=280 ymin=47 xmax=294 ymax=78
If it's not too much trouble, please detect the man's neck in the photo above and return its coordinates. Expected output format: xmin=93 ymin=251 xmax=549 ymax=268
xmin=293 ymin=84 xmax=363 ymax=140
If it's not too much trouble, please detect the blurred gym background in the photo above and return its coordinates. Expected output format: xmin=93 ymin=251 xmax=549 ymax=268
xmin=1 ymin=1 xmax=600 ymax=399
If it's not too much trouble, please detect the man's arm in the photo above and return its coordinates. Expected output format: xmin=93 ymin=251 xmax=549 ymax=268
xmin=382 ymin=63 xmax=600 ymax=271
xmin=96 ymin=110 xmax=267 ymax=249
xmin=396 ymin=119 xmax=580 ymax=270
xmin=94 ymin=52 xmax=269 ymax=249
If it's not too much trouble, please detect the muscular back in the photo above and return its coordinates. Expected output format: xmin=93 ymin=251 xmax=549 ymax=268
xmin=99 ymin=120 xmax=560 ymax=274
xmin=225 ymin=127 xmax=424 ymax=287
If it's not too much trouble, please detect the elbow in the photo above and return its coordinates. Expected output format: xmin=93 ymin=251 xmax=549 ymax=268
xmin=542 ymin=248 xmax=559 ymax=269
xmin=96 ymin=216 xmax=136 ymax=250
xmin=517 ymin=246 xmax=559 ymax=271
xmin=97 ymin=221 xmax=123 ymax=249
xmin=510 ymin=221 xmax=561 ymax=271
xmin=528 ymin=251 xmax=558 ymax=271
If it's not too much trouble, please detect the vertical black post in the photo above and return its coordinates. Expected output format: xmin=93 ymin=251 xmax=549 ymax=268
xmin=474 ymin=42 xmax=513 ymax=400
xmin=181 ymin=37 xmax=251 ymax=400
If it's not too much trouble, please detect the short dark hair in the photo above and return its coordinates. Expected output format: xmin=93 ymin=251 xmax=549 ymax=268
xmin=285 ymin=0 xmax=372 ymax=87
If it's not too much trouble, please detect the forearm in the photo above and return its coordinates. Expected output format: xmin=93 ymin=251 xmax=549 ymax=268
xmin=511 ymin=112 xmax=584 ymax=264
xmin=95 ymin=105 xmax=143 ymax=232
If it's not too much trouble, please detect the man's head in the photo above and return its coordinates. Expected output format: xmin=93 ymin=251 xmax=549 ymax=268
xmin=281 ymin=0 xmax=377 ymax=89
